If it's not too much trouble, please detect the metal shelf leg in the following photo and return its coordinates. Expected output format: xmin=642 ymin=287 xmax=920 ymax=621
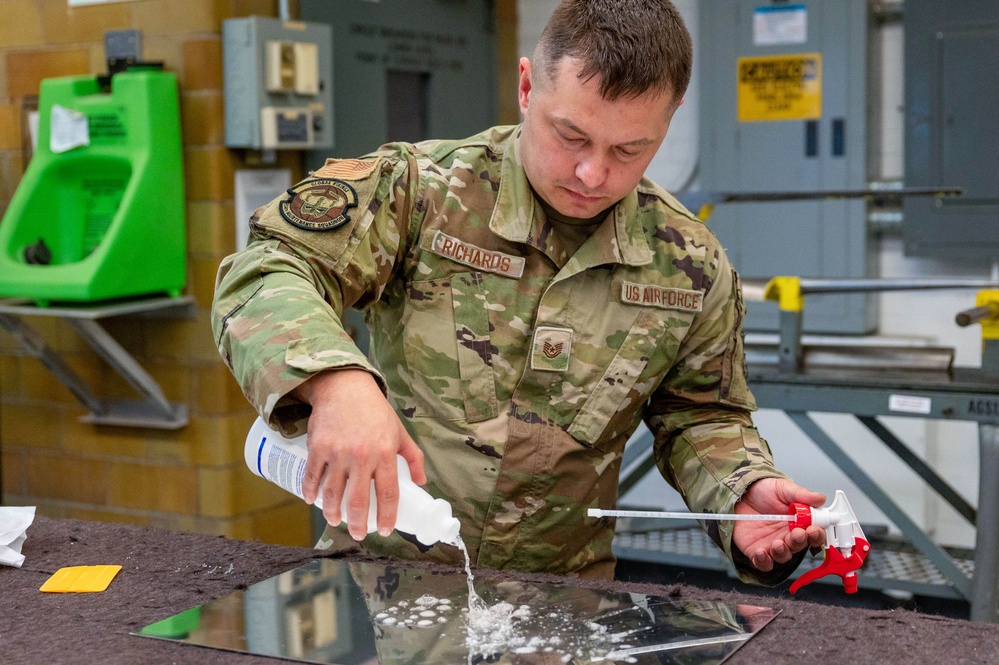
xmin=0 ymin=312 xmax=106 ymax=415
xmin=66 ymin=318 xmax=187 ymax=428
xmin=972 ymin=424 xmax=999 ymax=621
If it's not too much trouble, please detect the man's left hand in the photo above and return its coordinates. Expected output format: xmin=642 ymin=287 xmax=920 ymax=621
xmin=733 ymin=478 xmax=826 ymax=573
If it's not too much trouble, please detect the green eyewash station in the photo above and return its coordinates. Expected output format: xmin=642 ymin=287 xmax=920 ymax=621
xmin=0 ymin=65 xmax=194 ymax=429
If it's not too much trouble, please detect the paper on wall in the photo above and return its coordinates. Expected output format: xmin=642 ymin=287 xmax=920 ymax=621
xmin=234 ymin=169 xmax=292 ymax=251
xmin=50 ymin=104 xmax=90 ymax=154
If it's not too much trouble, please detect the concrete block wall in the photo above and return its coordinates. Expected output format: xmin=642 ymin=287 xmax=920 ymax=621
xmin=0 ymin=0 xmax=314 ymax=546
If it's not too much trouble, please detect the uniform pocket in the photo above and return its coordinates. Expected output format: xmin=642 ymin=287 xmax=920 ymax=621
xmin=567 ymin=311 xmax=668 ymax=446
xmin=450 ymin=272 xmax=499 ymax=422
xmin=403 ymin=274 xmax=498 ymax=422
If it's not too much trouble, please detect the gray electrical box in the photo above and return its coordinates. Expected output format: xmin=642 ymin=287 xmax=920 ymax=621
xmin=699 ymin=1 xmax=874 ymax=334
xmin=223 ymin=17 xmax=334 ymax=150
xmin=903 ymin=0 xmax=999 ymax=261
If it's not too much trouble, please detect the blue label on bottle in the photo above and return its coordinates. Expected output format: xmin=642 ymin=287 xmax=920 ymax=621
xmin=257 ymin=436 xmax=267 ymax=477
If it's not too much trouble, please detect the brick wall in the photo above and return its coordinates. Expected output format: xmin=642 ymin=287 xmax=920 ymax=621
xmin=0 ymin=0 xmax=313 ymax=546
xmin=0 ymin=0 xmax=516 ymax=548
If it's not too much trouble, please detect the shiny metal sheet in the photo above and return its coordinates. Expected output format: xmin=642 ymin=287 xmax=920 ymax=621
xmin=133 ymin=558 xmax=779 ymax=664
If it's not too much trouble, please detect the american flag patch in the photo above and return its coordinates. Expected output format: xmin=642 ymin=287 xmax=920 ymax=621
xmin=313 ymin=158 xmax=381 ymax=181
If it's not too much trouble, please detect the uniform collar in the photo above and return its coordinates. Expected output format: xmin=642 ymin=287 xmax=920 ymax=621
xmin=488 ymin=126 xmax=654 ymax=267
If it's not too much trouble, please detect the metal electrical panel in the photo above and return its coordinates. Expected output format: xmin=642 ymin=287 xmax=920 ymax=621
xmin=699 ymin=1 xmax=875 ymax=334
xmin=903 ymin=0 xmax=999 ymax=261
xmin=223 ymin=17 xmax=334 ymax=150
xmin=299 ymin=0 xmax=496 ymax=161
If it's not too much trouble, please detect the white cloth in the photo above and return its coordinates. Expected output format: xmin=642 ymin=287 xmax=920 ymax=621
xmin=0 ymin=506 xmax=36 ymax=568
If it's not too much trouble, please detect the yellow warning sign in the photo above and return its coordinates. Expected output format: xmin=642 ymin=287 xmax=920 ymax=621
xmin=737 ymin=53 xmax=822 ymax=122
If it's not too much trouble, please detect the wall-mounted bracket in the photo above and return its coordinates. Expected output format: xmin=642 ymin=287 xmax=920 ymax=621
xmin=0 ymin=296 xmax=195 ymax=429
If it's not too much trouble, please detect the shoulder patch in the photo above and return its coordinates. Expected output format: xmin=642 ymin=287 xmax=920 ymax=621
xmin=279 ymin=178 xmax=358 ymax=231
xmin=313 ymin=158 xmax=380 ymax=181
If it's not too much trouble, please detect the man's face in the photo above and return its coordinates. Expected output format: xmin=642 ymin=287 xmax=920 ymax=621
xmin=518 ymin=56 xmax=679 ymax=219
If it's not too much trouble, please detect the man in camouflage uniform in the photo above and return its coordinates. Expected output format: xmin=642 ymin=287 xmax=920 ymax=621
xmin=212 ymin=0 xmax=826 ymax=583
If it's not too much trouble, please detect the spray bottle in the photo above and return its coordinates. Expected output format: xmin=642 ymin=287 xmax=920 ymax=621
xmin=244 ymin=416 xmax=461 ymax=547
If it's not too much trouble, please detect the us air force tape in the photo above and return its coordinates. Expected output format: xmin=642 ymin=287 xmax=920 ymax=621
xmin=279 ymin=178 xmax=358 ymax=231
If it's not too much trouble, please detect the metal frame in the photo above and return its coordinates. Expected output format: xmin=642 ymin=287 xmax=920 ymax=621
xmin=612 ymin=523 xmax=976 ymax=600
xmin=0 ymin=296 xmax=195 ymax=429
xmin=617 ymin=371 xmax=999 ymax=619
xmin=749 ymin=372 xmax=999 ymax=620
xmin=761 ymin=281 xmax=999 ymax=619
xmin=615 ymin=279 xmax=999 ymax=621
xmin=759 ymin=278 xmax=999 ymax=373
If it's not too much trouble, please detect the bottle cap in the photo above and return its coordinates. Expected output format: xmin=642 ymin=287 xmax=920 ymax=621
xmin=414 ymin=499 xmax=462 ymax=546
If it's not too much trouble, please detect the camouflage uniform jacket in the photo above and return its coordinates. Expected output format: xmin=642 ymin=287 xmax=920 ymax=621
xmin=212 ymin=125 xmax=791 ymax=583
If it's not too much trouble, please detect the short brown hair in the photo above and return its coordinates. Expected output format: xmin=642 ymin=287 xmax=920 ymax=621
xmin=534 ymin=0 xmax=692 ymax=106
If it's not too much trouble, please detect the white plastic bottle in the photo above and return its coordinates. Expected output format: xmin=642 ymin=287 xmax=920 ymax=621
xmin=244 ymin=416 xmax=461 ymax=547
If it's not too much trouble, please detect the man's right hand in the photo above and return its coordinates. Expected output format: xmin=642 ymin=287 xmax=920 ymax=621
xmin=292 ymin=369 xmax=426 ymax=541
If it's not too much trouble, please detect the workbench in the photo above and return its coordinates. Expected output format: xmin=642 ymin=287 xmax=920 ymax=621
xmin=4 ymin=516 xmax=999 ymax=664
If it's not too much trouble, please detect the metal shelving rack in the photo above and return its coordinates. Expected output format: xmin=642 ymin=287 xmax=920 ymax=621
xmin=0 ymin=295 xmax=195 ymax=429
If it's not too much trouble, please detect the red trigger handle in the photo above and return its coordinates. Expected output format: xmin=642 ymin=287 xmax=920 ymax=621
xmin=789 ymin=538 xmax=871 ymax=594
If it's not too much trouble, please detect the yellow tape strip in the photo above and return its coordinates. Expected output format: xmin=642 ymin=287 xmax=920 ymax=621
xmin=976 ymin=290 xmax=999 ymax=341
xmin=40 ymin=565 xmax=122 ymax=593
xmin=763 ymin=276 xmax=804 ymax=312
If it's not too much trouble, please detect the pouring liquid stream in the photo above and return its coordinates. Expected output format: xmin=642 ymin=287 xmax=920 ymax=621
xmin=451 ymin=534 xmax=486 ymax=613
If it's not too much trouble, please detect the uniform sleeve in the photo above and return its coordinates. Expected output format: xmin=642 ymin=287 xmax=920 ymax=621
xmin=643 ymin=247 xmax=799 ymax=585
xmin=211 ymin=149 xmax=423 ymax=435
